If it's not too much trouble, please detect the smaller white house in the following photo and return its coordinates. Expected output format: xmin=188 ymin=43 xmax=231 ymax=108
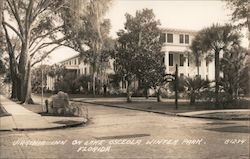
xmin=46 ymin=53 xmax=115 ymax=91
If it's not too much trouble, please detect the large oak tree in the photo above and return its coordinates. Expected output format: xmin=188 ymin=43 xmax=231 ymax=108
xmin=1 ymin=0 xmax=69 ymax=103
xmin=114 ymin=9 xmax=165 ymax=102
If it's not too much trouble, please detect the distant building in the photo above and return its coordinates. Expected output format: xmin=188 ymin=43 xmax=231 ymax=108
xmin=46 ymin=54 xmax=115 ymax=91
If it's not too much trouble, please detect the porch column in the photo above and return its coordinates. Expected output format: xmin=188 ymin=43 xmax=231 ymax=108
xmin=184 ymin=52 xmax=188 ymax=76
xmin=165 ymin=51 xmax=169 ymax=73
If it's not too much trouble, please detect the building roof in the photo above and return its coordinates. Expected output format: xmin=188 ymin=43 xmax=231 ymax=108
xmin=59 ymin=53 xmax=80 ymax=64
xmin=161 ymin=27 xmax=197 ymax=35
xmin=58 ymin=28 xmax=198 ymax=64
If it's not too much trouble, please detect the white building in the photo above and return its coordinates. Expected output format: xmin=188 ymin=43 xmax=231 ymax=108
xmin=46 ymin=54 xmax=115 ymax=91
xmin=47 ymin=28 xmax=215 ymax=91
xmin=161 ymin=28 xmax=215 ymax=80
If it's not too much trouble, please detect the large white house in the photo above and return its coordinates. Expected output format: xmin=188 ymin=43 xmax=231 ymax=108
xmin=161 ymin=28 xmax=215 ymax=80
xmin=47 ymin=28 xmax=215 ymax=91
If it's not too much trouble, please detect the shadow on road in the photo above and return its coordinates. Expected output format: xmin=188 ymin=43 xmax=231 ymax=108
xmin=206 ymin=126 xmax=250 ymax=134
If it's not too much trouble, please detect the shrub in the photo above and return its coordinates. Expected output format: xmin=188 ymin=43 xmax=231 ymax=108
xmin=75 ymin=75 xmax=91 ymax=94
xmin=54 ymin=71 xmax=80 ymax=94
xmin=184 ymin=76 xmax=210 ymax=105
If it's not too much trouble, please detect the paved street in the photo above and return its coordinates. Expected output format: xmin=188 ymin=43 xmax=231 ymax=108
xmin=1 ymin=103 xmax=249 ymax=159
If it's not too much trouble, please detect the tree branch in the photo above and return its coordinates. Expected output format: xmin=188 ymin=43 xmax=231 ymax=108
xmin=9 ymin=0 xmax=24 ymax=36
xmin=2 ymin=21 xmax=20 ymax=76
xmin=29 ymin=37 xmax=67 ymax=58
xmin=2 ymin=21 xmax=24 ymax=43
xmin=29 ymin=25 xmax=64 ymax=48
xmin=31 ymin=45 xmax=61 ymax=67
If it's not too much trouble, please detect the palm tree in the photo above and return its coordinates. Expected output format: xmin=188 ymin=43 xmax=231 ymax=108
xmin=184 ymin=76 xmax=210 ymax=105
xmin=220 ymin=46 xmax=248 ymax=101
xmin=191 ymin=24 xmax=241 ymax=106
xmin=190 ymin=34 xmax=204 ymax=76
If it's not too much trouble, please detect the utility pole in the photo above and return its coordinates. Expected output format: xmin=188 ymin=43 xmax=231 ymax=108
xmin=41 ymin=60 xmax=44 ymax=112
xmin=175 ymin=64 xmax=178 ymax=109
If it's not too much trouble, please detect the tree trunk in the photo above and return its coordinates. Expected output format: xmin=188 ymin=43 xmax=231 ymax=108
xmin=2 ymin=21 xmax=19 ymax=100
xmin=126 ymin=80 xmax=132 ymax=103
xmin=92 ymin=71 xmax=96 ymax=96
xmin=247 ymin=4 xmax=250 ymax=47
xmin=24 ymin=62 xmax=34 ymax=104
xmin=91 ymin=61 xmax=97 ymax=96
xmin=11 ymin=77 xmax=17 ymax=99
xmin=247 ymin=4 xmax=250 ymax=96
xmin=157 ymin=88 xmax=162 ymax=102
xmin=91 ymin=42 xmax=101 ymax=96
xmin=145 ymin=88 xmax=149 ymax=99
xmin=196 ymin=57 xmax=200 ymax=76
xmin=18 ymin=38 xmax=33 ymax=104
xmin=16 ymin=77 xmax=22 ymax=101
xmin=214 ymin=50 xmax=220 ymax=106
xmin=9 ymin=54 xmax=19 ymax=100
xmin=228 ymin=86 xmax=234 ymax=102
xmin=190 ymin=91 xmax=195 ymax=105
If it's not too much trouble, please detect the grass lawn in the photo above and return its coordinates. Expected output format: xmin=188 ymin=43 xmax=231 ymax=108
xmin=195 ymin=111 xmax=250 ymax=120
xmin=33 ymin=93 xmax=124 ymax=99
xmin=32 ymin=93 xmax=249 ymax=115
xmin=21 ymin=103 xmax=43 ymax=113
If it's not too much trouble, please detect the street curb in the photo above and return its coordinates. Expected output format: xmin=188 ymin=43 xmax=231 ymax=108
xmin=176 ymin=114 xmax=250 ymax=121
xmin=0 ymin=129 xmax=13 ymax=131
xmin=0 ymin=119 xmax=87 ymax=132
xmin=71 ymin=99 xmax=250 ymax=121
xmin=71 ymin=99 xmax=177 ymax=116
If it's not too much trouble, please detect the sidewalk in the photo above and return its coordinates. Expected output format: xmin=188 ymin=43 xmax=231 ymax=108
xmin=72 ymin=97 xmax=250 ymax=120
xmin=0 ymin=96 xmax=86 ymax=131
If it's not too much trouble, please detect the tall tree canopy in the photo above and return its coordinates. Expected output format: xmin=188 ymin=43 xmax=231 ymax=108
xmin=61 ymin=0 xmax=113 ymax=95
xmin=114 ymin=9 xmax=165 ymax=102
xmin=191 ymin=24 xmax=241 ymax=106
xmin=190 ymin=32 xmax=205 ymax=76
xmin=226 ymin=0 xmax=250 ymax=30
xmin=225 ymin=0 xmax=250 ymax=94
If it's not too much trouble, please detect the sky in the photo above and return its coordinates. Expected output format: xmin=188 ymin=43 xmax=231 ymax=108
xmin=47 ymin=0 xmax=249 ymax=64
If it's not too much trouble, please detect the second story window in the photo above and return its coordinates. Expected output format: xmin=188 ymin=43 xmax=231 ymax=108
xmin=179 ymin=34 xmax=184 ymax=43
xmin=185 ymin=34 xmax=189 ymax=44
xmin=167 ymin=33 xmax=173 ymax=43
xmin=169 ymin=53 xmax=173 ymax=66
xmin=160 ymin=33 xmax=166 ymax=43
